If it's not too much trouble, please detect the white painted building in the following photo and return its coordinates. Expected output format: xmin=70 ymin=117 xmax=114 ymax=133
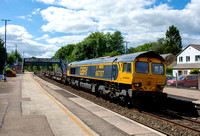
xmin=173 ymin=44 xmax=200 ymax=77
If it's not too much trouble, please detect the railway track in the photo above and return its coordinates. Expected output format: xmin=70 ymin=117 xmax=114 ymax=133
xmin=139 ymin=110 xmax=200 ymax=134
xmin=36 ymin=73 xmax=200 ymax=136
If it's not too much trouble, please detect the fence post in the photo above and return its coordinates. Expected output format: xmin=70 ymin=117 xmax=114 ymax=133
xmin=198 ymin=73 xmax=200 ymax=91
xmin=176 ymin=73 xmax=178 ymax=88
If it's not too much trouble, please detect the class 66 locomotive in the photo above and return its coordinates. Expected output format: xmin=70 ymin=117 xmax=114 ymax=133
xmin=65 ymin=51 xmax=167 ymax=105
xmin=44 ymin=51 xmax=167 ymax=106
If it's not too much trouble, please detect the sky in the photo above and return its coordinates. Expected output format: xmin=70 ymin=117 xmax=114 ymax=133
xmin=0 ymin=0 xmax=200 ymax=58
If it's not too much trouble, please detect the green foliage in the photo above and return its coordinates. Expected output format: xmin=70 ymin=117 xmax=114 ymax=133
xmin=166 ymin=67 xmax=173 ymax=75
xmin=128 ymin=42 xmax=157 ymax=53
xmin=6 ymin=68 xmax=16 ymax=74
xmin=128 ymin=25 xmax=182 ymax=55
xmin=7 ymin=51 xmax=23 ymax=65
xmin=0 ymin=37 xmax=5 ymax=74
xmin=104 ymin=51 xmax=121 ymax=57
xmin=53 ymin=44 xmax=75 ymax=62
xmin=53 ymin=31 xmax=124 ymax=62
xmin=106 ymin=31 xmax=124 ymax=54
xmin=165 ymin=25 xmax=182 ymax=55
xmin=189 ymin=69 xmax=200 ymax=74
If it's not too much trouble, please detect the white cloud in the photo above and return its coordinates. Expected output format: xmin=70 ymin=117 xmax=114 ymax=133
xmin=17 ymin=16 xmax=26 ymax=19
xmin=35 ymin=34 xmax=49 ymax=40
xmin=41 ymin=6 xmax=98 ymax=33
xmin=38 ymin=0 xmax=200 ymax=47
xmin=0 ymin=25 xmax=58 ymax=58
xmin=32 ymin=8 xmax=41 ymax=15
xmin=46 ymin=34 xmax=88 ymax=45
xmin=3 ymin=0 xmax=200 ymax=59
xmin=17 ymin=14 xmax=32 ymax=21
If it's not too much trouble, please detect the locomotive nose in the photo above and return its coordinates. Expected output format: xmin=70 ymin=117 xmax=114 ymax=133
xmin=133 ymin=75 xmax=165 ymax=91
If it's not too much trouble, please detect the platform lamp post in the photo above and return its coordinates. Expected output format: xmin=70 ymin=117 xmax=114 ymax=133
xmin=1 ymin=19 xmax=11 ymax=81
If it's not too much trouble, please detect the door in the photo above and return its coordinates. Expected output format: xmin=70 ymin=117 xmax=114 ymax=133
xmin=184 ymin=75 xmax=197 ymax=87
xmin=111 ymin=58 xmax=118 ymax=80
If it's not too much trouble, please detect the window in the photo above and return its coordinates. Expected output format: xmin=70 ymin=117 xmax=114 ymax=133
xmin=135 ymin=61 xmax=149 ymax=74
xmin=123 ymin=63 xmax=132 ymax=73
xmin=70 ymin=68 xmax=76 ymax=74
xmin=186 ymin=76 xmax=192 ymax=80
xmin=186 ymin=56 xmax=190 ymax=62
xmin=178 ymin=75 xmax=185 ymax=80
xmin=184 ymin=71 xmax=187 ymax=75
xmin=152 ymin=63 xmax=164 ymax=75
xmin=192 ymin=76 xmax=197 ymax=79
xmin=195 ymin=55 xmax=200 ymax=61
xmin=179 ymin=56 xmax=183 ymax=62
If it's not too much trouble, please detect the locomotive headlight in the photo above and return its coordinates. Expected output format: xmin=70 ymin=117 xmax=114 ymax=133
xmin=134 ymin=83 xmax=141 ymax=87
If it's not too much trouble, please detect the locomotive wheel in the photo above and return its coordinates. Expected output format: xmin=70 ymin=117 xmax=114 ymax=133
xmin=119 ymin=96 xmax=127 ymax=107
xmin=95 ymin=86 xmax=101 ymax=98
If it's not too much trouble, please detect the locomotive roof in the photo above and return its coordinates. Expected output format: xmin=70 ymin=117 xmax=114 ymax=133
xmin=69 ymin=51 xmax=165 ymax=66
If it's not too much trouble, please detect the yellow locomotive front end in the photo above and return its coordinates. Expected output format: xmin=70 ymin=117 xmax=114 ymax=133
xmin=132 ymin=57 xmax=166 ymax=92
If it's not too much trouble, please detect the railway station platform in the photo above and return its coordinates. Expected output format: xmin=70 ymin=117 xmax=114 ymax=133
xmin=0 ymin=72 xmax=165 ymax=136
xmin=164 ymin=87 xmax=200 ymax=116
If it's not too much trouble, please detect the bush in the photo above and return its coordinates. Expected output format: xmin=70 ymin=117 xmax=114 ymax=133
xmin=166 ymin=67 xmax=173 ymax=75
xmin=189 ymin=68 xmax=200 ymax=74
xmin=6 ymin=68 xmax=16 ymax=74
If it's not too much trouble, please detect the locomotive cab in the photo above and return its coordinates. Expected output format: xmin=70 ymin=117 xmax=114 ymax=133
xmin=132 ymin=57 xmax=166 ymax=92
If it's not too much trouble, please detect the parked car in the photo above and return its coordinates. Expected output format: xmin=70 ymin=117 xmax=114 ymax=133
xmin=166 ymin=74 xmax=198 ymax=88
xmin=166 ymin=74 xmax=173 ymax=84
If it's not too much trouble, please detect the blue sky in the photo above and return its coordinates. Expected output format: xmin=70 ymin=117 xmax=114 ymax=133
xmin=1 ymin=0 xmax=199 ymax=58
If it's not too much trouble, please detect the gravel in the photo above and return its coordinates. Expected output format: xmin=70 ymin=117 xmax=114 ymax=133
xmin=37 ymin=74 xmax=200 ymax=136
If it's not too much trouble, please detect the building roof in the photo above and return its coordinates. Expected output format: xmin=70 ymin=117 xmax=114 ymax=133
xmin=160 ymin=53 xmax=173 ymax=59
xmin=176 ymin=44 xmax=200 ymax=56
xmin=173 ymin=63 xmax=200 ymax=69
xmin=191 ymin=44 xmax=200 ymax=51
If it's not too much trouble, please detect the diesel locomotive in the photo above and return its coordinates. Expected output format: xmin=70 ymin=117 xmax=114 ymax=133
xmin=44 ymin=51 xmax=167 ymax=105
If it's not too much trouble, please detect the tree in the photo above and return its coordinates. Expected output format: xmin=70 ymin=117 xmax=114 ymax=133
xmin=0 ymin=37 xmax=5 ymax=74
xmin=152 ymin=38 xmax=166 ymax=54
xmin=165 ymin=25 xmax=182 ymax=55
xmin=104 ymin=51 xmax=121 ymax=57
xmin=53 ymin=44 xmax=75 ymax=62
xmin=106 ymin=31 xmax=124 ymax=54
xmin=84 ymin=32 xmax=107 ymax=58
xmin=189 ymin=68 xmax=200 ymax=74
xmin=53 ymin=31 xmax=125 ymax=62
xmin=128 ymin=42 xmax=157 ymax=54
xmin=7 ymin=51 xmax=23 ymax=65
xmin=128 ymin=25 xmax=182 ymax=55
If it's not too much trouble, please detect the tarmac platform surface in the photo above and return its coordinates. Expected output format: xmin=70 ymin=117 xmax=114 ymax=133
xmin=0 ymin=72 xmax=165 ymax=136
xmin=164 ymin=87 xmax=200 ymax=101
xmin=164 ymin=86 xmax=200 ymax=105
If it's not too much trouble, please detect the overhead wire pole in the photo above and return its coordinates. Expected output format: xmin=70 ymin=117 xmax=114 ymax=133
xmin=123 ymin=41 xmax=130 ymax=54
xmin=1 ymin=19 xmax=11 ymax=81
xmin=15 ymin=44 xmax=18 ymax=63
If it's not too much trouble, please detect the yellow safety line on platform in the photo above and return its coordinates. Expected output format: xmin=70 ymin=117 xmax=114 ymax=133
xmin=29 ymin=74 xmax=94 ymax=136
